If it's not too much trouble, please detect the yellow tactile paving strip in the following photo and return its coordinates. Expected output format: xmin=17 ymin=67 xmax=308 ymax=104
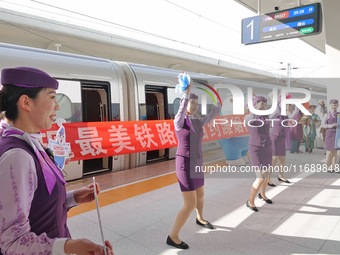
xmin=67 ymin=172 xmax=178 ymax=218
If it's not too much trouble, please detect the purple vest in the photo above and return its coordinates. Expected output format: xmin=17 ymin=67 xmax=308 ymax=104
xmin=248 ymin=116 xmax=272 ymax=147
xmin=175 ymin=116 xmax=201 ymax=160
xmin=175 ymin=116 xmax=190 ymax=157
xmin=0 ymin=136 xmax=70 ymax=249
xmin=324 ymin=112 xmax=338 ymax=150
xmin=289 ymin=109 xmax=303 ymax=140
xmin=270 ymin=114 xmax=288 ymax=137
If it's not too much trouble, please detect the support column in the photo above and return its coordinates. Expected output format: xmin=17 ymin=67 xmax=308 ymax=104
xmin=322 ymin=0 xmax=340 ymax=163
xmin=323 ymin=0 xmax=340 ymax=103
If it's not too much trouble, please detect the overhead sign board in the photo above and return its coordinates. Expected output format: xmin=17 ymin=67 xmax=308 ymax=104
xmin=241 ymin=2 xmax=322 ymax=45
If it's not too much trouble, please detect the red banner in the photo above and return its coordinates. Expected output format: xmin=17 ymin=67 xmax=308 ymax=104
xmin=41 ymin=115 xmax=248 ymax=161
xmin=202 ymin=115 xmax=248 ymax=142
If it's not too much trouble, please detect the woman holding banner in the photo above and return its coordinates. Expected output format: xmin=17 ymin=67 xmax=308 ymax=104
xmin=166 ymin=74 xmax=220 ymax=249
xmin=0 ymin=67 xmax=113 ymax=255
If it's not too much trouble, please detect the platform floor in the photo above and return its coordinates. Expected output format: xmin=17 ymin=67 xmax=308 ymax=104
xmin=66 ymin=147 xmax=340 ymax=255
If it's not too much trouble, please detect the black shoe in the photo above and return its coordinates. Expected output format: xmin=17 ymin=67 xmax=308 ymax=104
xmin=246 ymin=200 xmax=258 ymax=212
xmin=196 ymin=219 xmax=214 ymax=229
xmin=258 ymin=194 xmax=273 ymax=204
xmin=166 ymin=236 xmax=189 ymax=249
xmin=278 ymin=177 xmax=291 ymax=183
xmin=268 ymin=182 xmax=276 ymax=187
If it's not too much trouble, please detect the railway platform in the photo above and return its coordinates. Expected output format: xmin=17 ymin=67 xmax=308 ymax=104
xmin=66 ymin=147 xmax=340 ymax=255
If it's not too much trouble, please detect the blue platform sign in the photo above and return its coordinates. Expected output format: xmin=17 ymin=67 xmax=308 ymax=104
xmin=242 ymin=2 xmax=322 ymax=45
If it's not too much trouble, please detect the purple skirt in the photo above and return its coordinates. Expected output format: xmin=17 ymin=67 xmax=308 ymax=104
xmin=271 ymin=134 xmax=286 ymax=156
xmin=291 ymin=124 xmax=303 ymax=140
xmin=324 ymin=129 xmax=336 ymax=151
xmin=176 ymin=155 xmax=204 ymax=191
xmin=249 ymin=145 xmax=272 ymax=168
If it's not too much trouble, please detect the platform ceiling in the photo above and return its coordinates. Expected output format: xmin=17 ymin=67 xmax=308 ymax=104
xmin=0 ymin=1 xmax=327 ymax=93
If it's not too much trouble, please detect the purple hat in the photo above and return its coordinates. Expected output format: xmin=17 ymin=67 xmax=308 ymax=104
xmin=330 ymin=99 xmax=338 ymax=104
xmin=189 ymin=93 xmax=198 ymax=99
xmin=252 ymin=95 xmax=267 ymax=107
xmin=1 ymin=67 xmax=58 ymax=89
xmin=255 ymin=95 xmax=267 ymax=104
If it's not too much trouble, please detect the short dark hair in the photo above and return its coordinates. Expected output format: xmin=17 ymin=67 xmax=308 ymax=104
xmin=0 ymin=85 xmax=43 ymax=121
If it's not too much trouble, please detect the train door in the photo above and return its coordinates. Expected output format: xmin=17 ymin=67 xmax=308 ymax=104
xmin=144 ymin=86 xmax=173 ymax=162
xmin=141 ymin=85 xmax=178 ymax=162
xmin=81 ymin=85 xmax=112 ymax=175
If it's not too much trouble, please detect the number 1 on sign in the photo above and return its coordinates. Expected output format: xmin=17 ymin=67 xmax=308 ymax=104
xmin=246 ymin=19 xmax=254 ymax=40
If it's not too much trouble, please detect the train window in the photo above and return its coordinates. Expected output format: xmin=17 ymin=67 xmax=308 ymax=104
xmin=56 ymin=80 xmax=82 ymax=123
xmin=167 ymin=87 xmax=178 ymax=119
xmin=111 ymin=104 xmax=120 ymax=120
xmin=56 ymin=93 xmax=76 ymax=122
xmin=139 ymin=104 xmax=147 ymax=120
xmin=172 ymin=98 xmax=180 ymax=119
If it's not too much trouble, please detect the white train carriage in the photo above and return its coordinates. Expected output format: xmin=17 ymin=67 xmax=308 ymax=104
xmin=0 ymin=43 xmax=327 ymax=181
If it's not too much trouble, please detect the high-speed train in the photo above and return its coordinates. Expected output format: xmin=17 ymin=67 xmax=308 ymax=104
xmin=0 ymin=43 xmax=326 ymax=181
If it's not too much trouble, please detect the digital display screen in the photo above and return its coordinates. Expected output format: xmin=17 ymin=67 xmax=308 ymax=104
xmin=242 ymin=2 xmax=322 ymax=45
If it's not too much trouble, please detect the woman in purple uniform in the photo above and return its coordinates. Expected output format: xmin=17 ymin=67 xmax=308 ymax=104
xmin=321 ymin=99 xmax=339 ymax=170
xmin=0 ymin=67 xmax=113 ymax=255
xmin=285 ymin=104 xmax=293 ymax=151
xmin=166 ymin=85 xmax=220 ymax=249
xmin=289 ymin=105 xmax=304 ymax=153
xmin=246 ymin=96 xmax=273 ymax=212
xmin=267 ymin=94 xmax=291 ymax=186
